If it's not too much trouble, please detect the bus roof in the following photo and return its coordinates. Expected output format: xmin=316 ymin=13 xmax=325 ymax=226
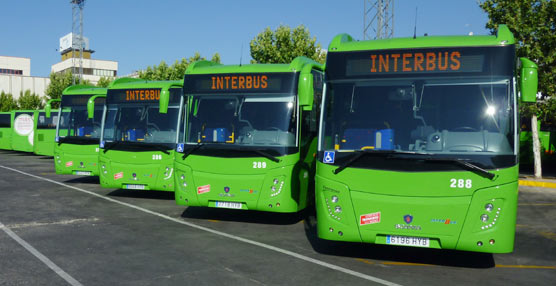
xmin=62 ymin=85 xmax=107 ymax=96
xmin=328 ymin=24 xmax=515 ymax=52
xmin=185 ymin=56 xmax=324 ymax=75
xmin=108 ymin=78 xmax=183 ymax=89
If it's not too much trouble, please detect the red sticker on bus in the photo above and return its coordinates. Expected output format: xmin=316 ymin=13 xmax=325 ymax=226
xmin=360 ymin=212 xmax=381 ymax=225
xmin=114 ymin=172 xmax=123 ymax=180
xmin=65 ymin=161 xmax=73 ymax=167
xmin=197 ymin=185 xmax=210 ymax=194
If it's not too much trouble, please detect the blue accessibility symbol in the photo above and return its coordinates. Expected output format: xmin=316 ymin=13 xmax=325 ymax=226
xmin=55 ymin=136 xmax=60 ymax=143
xmin=99 ymin=141 xmax=105 ymax=149
xmin=176 ymin=143 xmax=184 ymax=153
xmin=323 ymin=151 xmax=335 ymax=164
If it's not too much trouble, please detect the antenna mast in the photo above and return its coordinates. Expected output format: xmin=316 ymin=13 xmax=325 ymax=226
xmin=364 ymin=0 xmax=394 ymax=40
xmin=71 ymin=0 xmax=85 ymax=84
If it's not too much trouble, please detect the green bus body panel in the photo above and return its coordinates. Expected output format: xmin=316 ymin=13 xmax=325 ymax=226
xmin=33 ymin=111 xmax=57 ymax=156
xmin=55 ymin=86 xmax=108 ymax=176
xmin=100 ymin=79 xmax=183 ymax=191
xmin=316 ymin=163 xmax=518 ymax=253
xmin=175 ymin=153 xmax=311 ymax=213
xmin=11 ymin=110 xmax=38 ymax=152
xmin=99 ymin=150 xmax=176 ymax=192
xmin=175 ymin=57 xmax=323 ymax=212
xmin=317 ymin=25 xmax=520 ymax=253
xmin=0 ymin=112 xmax=13 ymax=150
xmin=54 ymin=143 xmax=100 ymax=176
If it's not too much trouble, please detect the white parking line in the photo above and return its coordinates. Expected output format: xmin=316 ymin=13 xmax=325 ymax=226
xmin=0 ymin=164 xmax=402 ymax=286
xmin=0 ymin=221 xmax=83 ymax=286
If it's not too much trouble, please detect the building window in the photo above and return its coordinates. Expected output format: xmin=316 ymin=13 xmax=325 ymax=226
xmin=0 ymin=68 xmax=23 ymax=75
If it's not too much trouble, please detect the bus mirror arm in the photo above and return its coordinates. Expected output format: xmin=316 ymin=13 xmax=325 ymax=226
xmin=45 ymin=98 xmax=61 ymax=118
xmin=159 ymin=88 xmax=170 ymax=114
xmin=87 ymin=94 xmax=107 ymax=119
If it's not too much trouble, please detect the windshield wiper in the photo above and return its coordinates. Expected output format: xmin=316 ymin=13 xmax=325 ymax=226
xmin=182 ymin=143 xmax=205 ymax=160
xmin=140 ymin=143 xmax=171 ymax=155
xmin=333 ymin=150 xmax=424 ymax=174
xmin=102 ymin=141 xmax=122 ymax=153
xmin=248 ymin=148 xmax=281 ymax=163
xmin=414 ymin=156 xmax=497 ymax=180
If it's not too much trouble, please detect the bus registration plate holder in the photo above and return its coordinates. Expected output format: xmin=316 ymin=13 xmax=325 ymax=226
xmin=74 ymin=171 xmax=91 ymax=176
xmin=215 ymin=201 xmax=242 ymax=209
xmin=386 ymin=235 xmax=430 ymax=247
xmin=124 ymin=184 xmax=146 ymax=190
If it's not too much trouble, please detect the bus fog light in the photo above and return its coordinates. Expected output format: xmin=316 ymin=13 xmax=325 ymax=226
xmin=334 ymin=206 xmax=342 ymax=213
xmin=273 ymin=178 xmax=279 ymax=185
xmin=103 ymin=170 xmax=107 ymax=174
xmin=485 ymin=203 xmax=494 ymax=212
xmin=329 ymin=227 xmax=334 ymax=232
xmin=338 ymin=231 xmax=343 ymax=236
xmin=489 ymin=239 xmax=495 ymax=245
xmin=331 ymin=196 xmax=339 ymax=203
xmin=480 ymin=214 xmax=489 ymax=222
xmin=477 ymin=241 xmax=483 ymax=246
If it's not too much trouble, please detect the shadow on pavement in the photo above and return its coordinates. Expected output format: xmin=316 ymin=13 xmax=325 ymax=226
xmin=181 ymin=206 xmax=307 ymax=225
xmin=107 ymin=189 xmax=175 ymax=200
xmin=303 ymin=215 xmax=495 ymax=269
xmin=64 ymin=176 xmax=100 ymax=184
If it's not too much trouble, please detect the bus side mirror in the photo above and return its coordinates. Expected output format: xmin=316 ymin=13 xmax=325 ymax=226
xmin=520 ymin=58 xmax=538 ymax=103
xmin=87 ymin=94 xmax=106 ymax=119
xmin=159 ymin=89 xmax=169 ymax=114
xmin=298 ymin=73 xmax=314 ymax=111
xmin=45 ymin=98 xmax=61 ymax=118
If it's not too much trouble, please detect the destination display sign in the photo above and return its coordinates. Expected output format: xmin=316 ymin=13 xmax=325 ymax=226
xmin=61 ymin=94 xmax=105 ymax=107
xmin=326 ymin=45 xmax=515 ymax=79
xmin=107 ymin=88 xmax=182 ymax=104
xmin=184 ymin=72 xmax=298 ymax=94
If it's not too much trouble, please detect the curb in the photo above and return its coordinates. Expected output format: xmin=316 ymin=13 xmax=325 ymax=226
xmin=519 ymin=180 xmax=556 ymax=189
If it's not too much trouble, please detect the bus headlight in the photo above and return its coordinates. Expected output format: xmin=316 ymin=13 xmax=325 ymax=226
xmin=485 ymin=203 xmax=494 ymax=212
xmin=331 ymin=196 xmax=339 ymax=203
xmin=334 ymin=206 xmax=342 ymax=213
xmin=273 ymin=178 xmax=279 ymax=185
xmin=480 ymin=214 xmax=489 ymax=222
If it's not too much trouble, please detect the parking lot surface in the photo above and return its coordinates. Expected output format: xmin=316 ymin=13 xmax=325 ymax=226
xmin=1 ymin=150 xmax=555 ymax=285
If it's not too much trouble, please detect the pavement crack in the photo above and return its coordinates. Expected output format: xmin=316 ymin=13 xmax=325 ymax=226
xmin=6 ymin=218 xmax=100 ymax=229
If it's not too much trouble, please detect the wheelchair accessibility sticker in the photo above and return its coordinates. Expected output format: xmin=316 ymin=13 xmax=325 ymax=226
xmin=323 ymin=151 xmax=335 ymax=164
xmin=176 ymin=143 xmax=184 ymax=153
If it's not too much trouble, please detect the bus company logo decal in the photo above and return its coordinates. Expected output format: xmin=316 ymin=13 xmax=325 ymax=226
xmin=360 ymin=212 xmax=381 ymax=225
xmin=197 ymin=185 xmax=210 ymax=195
xmin=431 ymin=218 xmax=457 ymax=225
xmin=240 ymin=189 xmax=258 ymax=194
xmin=403 ymin=214 xmax=413 ymax=224
xmin=65 ymin=161 xmax=73 ymax=167
xmin=395 ymin=214 xmax=422 ymax=230
xmin=114 ymin=172 xmax=123 ymax=180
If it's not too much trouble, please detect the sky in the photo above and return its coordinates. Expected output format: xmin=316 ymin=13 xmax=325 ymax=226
xmin=0 ymin=0 xmax=490 ymax=78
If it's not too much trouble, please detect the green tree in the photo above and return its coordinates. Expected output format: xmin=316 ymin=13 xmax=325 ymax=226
xmin=17 ymin=90 xmax=44 ymax=110
xmin=45 ymin=71 xmax=90 ymax=108
xmin=96 ymin=77 xmax=113 ymax=88
xmin=0 ymin=91 xmax=18 ymax=112
xmin=250 ymin=24 xmax=326 ymax=64
xmin=480 ymin=0 xmax=556 ymax=177
xmin=138 ymin=52 xmax=222 ymax=81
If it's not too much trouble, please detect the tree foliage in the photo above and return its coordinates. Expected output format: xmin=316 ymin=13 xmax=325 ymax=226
xmin=96 ymin=77 xmax=113 ymax=88
xmin=250 ymin=24 xmax=326 ymax=64
xmin=138 ymin=52 xmax=222 ymax=81
xmin=17 ymin=90 xmax=44 ymax=110
xmin=480 ymin=0 xmax=556 ymax=127
xmin=45 ymin=71 xmax=90 ymax=108
xmin=0 ymin=91 xmax=18 ymax=112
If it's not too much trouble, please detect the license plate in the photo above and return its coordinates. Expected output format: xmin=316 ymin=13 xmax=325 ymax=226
xmin=124 ymin=184 xmax=146 ymax=190
xmin=74 ymin=171 xmax=91 ymax=176
xmin=386 ymin=235 xmax=430 ymax=247
xmin=214 ymin=201 xmax=242 ymax=209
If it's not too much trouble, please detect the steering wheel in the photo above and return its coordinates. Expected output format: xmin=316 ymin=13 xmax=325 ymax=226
xmin=452 ymin=126 xmax=478 ymax=132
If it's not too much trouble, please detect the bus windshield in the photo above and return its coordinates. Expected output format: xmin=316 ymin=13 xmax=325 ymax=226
xmin=184 ymin=94 xmax=297 ymax=147
xmin=37 ymin=112 xmax=58 ymax=130
xmin=57 ymin=106 xmax=103 ymax=140
xmin=102 ymin=104 xmax=179 ymax=145
xmin=321 ymin=77 xmax=514 ymax=156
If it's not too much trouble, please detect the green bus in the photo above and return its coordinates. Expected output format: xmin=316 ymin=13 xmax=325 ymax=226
xmin=174 ymin=57 xmax=324 ymax=212
xmin=520 ymin=119 xmax=556 ymax=164
xmin=0 ymin=111 xmax=12 ymax=150
xmin=54 ymin=85 xmax=107 ymax=176
xmin=11 ymin=110 xmax=39 ymax=152
xmin=93 ymin=79 xmax=183 ymax=191
xmin=33 ymin=104 xmax=60 ymax=156
xmin=316 ymin=25 xmax=537 ymax=253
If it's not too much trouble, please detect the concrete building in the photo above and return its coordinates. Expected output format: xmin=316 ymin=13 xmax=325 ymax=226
xmin=51 ymin=33 xmax=118 ymax=85
xmin=0 ymin=56 xmax=50 ymax=99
